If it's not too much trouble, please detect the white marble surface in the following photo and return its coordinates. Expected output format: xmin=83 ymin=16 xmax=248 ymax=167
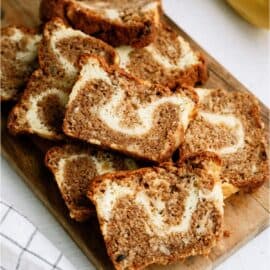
xmin=1 ymin=0 xmax=269 ymax=269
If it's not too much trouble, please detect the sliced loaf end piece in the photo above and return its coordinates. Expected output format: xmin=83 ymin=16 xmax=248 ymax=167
xmin=65 ymin=0 xmax=161 ymax=47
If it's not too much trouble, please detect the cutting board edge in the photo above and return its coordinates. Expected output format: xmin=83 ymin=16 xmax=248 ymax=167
xmin=212 ymin=217 xmax=270 ymax=268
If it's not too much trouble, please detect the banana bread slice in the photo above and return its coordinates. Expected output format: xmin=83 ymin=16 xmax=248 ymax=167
xmin=7 ymin=69 xmax=70 ymax=139
xmin=116 ymin=23 xmax=207 ymax=89
xmin=39 ymin=17 xmax=118 ymax=83
xmin=63 ymin=55 xmax=198 ymax=162
xmin=88 ymin=152 xmax=223 ymax=270
xmin=45 ymin=144 xmax=138 ymax=221
xmin=8 ymin=18 xmax=118 ymax=140
xmin=40 ymin=0 xmax=161 ymax=47
xmin=181 ymin=88 xmax=269 ymax=198
xmin=1 ymin=26 xmax=41 ymax=102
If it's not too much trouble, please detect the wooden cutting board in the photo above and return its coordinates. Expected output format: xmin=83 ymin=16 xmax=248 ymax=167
xmin=1 ymin=1 xmax=269 ymax=269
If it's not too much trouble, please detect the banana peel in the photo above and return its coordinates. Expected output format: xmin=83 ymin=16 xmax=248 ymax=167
xmin=227 ymin=0 xmax=269 ymax=29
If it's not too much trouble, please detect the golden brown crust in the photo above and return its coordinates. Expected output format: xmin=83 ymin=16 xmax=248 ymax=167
xmin=89 ymin=151 xmax=222 ymax=192
xmin=66 ymin=2 xmax=159 ymax=47
xmin=173 ymin=53 xmax=208 ymax=89
xmin=68 ymin=208 xmax=95 ymax=222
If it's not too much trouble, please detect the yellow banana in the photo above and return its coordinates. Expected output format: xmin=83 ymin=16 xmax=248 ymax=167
xmin=227 ymin=0 xmax=269 ymax=29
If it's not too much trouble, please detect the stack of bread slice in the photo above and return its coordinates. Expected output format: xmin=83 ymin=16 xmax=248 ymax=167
xmin=7 ymin=18 xmax=118 ymax=140
xmin=1 ymin=0 xmax=268 ymax=269
xmin=63 ymin=55 xmax=198 ymax=162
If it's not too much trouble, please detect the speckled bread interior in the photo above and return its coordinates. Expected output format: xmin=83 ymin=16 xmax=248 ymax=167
xmin=116 ymin=23 xmax=207 ymax=89
xmin=181 ymin=88 xmax=269 ymax=198
xmin=63 ymin=55 xmax=198 ymax=162
xmin=1 ymin=26 xmax=41 ymax=101
xmin=45 ymin=143 xmax=138 ymax=222
xmin=88 ymin=152 xmax=223 ymax=270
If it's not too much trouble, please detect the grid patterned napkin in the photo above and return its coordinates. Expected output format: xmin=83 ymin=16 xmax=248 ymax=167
xmin=0 ymin=201 xmax=76 ymax=270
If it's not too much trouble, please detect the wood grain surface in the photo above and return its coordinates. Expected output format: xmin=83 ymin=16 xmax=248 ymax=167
xmin=1 ymin=1 xmax=269 ymax=270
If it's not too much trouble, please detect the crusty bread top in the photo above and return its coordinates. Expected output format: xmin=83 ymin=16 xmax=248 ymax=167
xmin=7 ymin=18 xmax=118 ymax=140
xmin=182 ymin=88 xmax=269 ymax=193
xmin=1 ymin=26 xmax=41 ymax=101
xmin=63 ymin=55 xmax=198 ymax=162
xmin=116 ymin=23 xmax=207 ymax=89
xmin=88 ymin=152 xmax=223 ymax=270
xmin=45 ymin=143 xmax=138 ymax=221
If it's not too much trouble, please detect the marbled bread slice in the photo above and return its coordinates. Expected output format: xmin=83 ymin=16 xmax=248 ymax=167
xmin=8 ymin=69 xmax=70 ymax=139
xmin=1 ymin=26 xmax=41 ymax=101
xmin=63 ymin=55 xmax=198 ymax=162
xmin=88 ymin=152 xmax=223 ymax=270
xmin=181 ymin=88 xmax=269 ymax=198
xmin=40 ymin=0 xmax=161 ymax=47
xmin=39 ymin=17 xmax=118 ymax=82
xmin=116 ymin=23 xmax=207 ymax=89
xmin=8 ymin=18 xmax=118 ymax=140
xmin=45 ymin=144 xmax=138 ymax=221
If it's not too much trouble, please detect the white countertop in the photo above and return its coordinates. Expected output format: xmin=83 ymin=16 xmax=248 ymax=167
xmin=1 ymin=0 xmax=269 ymax=269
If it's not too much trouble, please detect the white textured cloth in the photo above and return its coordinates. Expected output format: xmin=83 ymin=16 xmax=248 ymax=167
xmin=0 ymin=201 xmax=76 ymax=270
